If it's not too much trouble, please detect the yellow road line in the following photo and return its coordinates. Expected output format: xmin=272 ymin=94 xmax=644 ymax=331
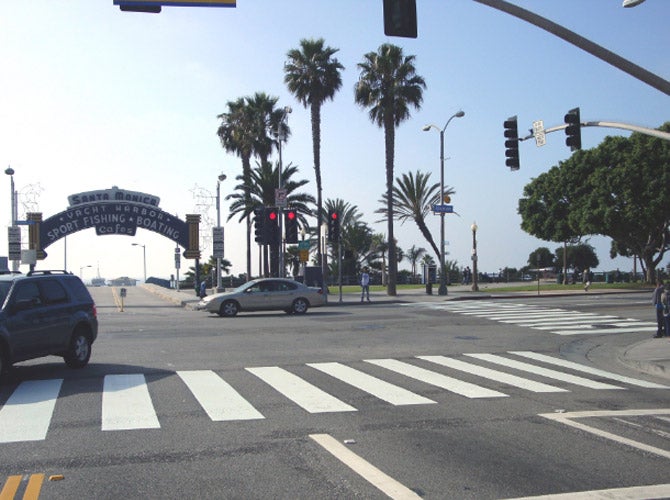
xmin=0 ymin=474 xmax=44 ymax=500
xmin=0 ymin=476 xmax=21 ymax=500
xmin=23 ymin=474 xmax=44 ymax=500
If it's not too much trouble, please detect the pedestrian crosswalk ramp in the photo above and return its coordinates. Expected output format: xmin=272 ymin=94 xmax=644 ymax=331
xmin=0 ymin=352 xmax=667 ymax=444
xmin=404 ymin=301 xmax=658 ymax=335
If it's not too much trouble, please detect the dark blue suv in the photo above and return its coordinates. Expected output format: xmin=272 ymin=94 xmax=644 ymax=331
xmin=0 ymin=270 xmax=98 ymax=379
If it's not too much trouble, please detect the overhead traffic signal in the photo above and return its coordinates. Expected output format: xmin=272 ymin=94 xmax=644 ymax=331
xmin=265 ymin=208 xmax=279 ymax=245
xmin=564 ymin=107 xmax=582 ymax=151
xmin=327 ymin=210 xmax=340 ymax=243
xmin=383 ymin=0 xmax=417 ymax=38
xmin=253 ymin=207 xmax=265 ymax=243
xmin=285 ymin=210 xmax=298 ymax=244
xmin=503 ymin=116 xmax=520 ymax=171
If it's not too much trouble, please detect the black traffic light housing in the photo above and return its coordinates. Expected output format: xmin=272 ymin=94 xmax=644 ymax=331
xmin=265 ymin=208 xmax=279 ymax=245
xmin=254 ymin=207 xmax=265 ymax=243
xmin=503 ymin=116 xmax=520 ymax=171
xmin=327 ymin=210 xmax=340 ymax=243
xmin=564 ymin=107 xmax=582 ymax=151
xmin=285 ymin=210 xmax=298 ymax=244
xmin=383 ymin=0 xmax=417 ymax=38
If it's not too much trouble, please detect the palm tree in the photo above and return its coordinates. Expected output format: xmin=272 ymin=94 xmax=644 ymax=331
xmin=226 ymin=160 xmax=314 ymax=276
xmin=355 ymin=43 xmax=426 ymax=296
xmin=284 ymin=38 xmax=344 ymax=286
xmin=217 ymin=98 xmax=255 ymax=279
xmin=407 ymin=245 xmax=427 ymax=283
xmin=217 ymin=93 xmax=286 ymax=279
xmin=376 ymin=170 xmax=454 ymax=265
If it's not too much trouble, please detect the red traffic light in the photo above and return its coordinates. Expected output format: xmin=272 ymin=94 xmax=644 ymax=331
xmin=287 ymin=211 xmax=296 ymax=220
xmin=268 ymin=211 xmax=277 ymax=221
xmin=330 ymin=212 xmax=338 ymax=220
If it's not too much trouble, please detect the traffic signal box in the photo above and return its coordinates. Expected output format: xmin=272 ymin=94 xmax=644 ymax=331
xmin=327 ymin=211 xmax=340 ymax=243
xmin=503 ymin=116 xmax=520 ymax=171
xmin=383 ymin=0 xmax=417 ymax=38
xmin=285 ymin=210 xmax=298 ymax=244
xmin=564 ymin=107 xmax=582 ymax=151
xmin=253 ymin=207 xmax=265 ymax=243
xmin=254 ymin=207 xmax=279 ymax=245
xmin=265 ymin=209 xmax=279 ymax=245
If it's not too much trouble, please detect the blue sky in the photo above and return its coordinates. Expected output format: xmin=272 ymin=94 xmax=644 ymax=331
xmin=1 ymin=1 xmax=668 ymax=282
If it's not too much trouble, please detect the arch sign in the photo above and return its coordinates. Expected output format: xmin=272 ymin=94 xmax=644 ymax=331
xmin=27 ymin=187 xmax=200 ymax=261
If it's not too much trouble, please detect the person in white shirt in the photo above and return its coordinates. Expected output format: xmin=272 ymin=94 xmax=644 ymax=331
xmin=360 ymin=267 xmax=370 ymax=302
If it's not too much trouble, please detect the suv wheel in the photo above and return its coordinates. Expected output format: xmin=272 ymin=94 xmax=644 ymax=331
xmin=64 ymin=330 xmax=92 ymax=368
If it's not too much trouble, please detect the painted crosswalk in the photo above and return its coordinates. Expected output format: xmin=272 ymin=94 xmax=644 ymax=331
xmin=0 ymin=352 xmax=667 ymax=443
xmin=403 ymin=301 xmax=657 ymax=335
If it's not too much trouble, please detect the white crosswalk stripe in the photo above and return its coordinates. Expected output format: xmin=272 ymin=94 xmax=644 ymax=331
xmin=404 ymin=301 xmax=657 ymax=335
xmin=177 ymin=370 xmax=265 ymax=421
xmin=0 ymin=353 xmax=666 ymax=443
xmin=307 ymin=362 xmax=436 ymax=406
xmin=364 ymin=358 xmax=508 ymax=398
xmin=417 ymin=356 xmax=568 ymax=393
xmin=464 ymin=353 xmax=623 ymax=390
xmin=102 ymin=374 xmax=161 ymax=431
xmin=246 ymin=366 xmax=357 ymax=413
xmin=0 ymin=379 xmax=62 ymax=443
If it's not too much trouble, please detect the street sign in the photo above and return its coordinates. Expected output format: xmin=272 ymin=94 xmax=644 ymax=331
xmin=432 ymin=204 xmax=454 ymax=214
xmin=8 ymin=227 xmax=21 ymax=260
xmin=275 ymin=188 xmax=287 ymax=208
xmin=533 ymin=120 xmax=546 ymax=147
xmin=298 ymin=240 xmax=310 ymax=250
xmin=299 ymin=249 xmax=309 ymax=262
xmin=212 ymin=226 xmax=224 ymax=258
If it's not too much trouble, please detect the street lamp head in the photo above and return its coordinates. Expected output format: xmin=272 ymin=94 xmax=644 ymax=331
xmin=218 ymin=174 xmax=227 ymax=182
xmin=455 ymin=110 xmax=465 ymax=118
xmin=283 ymin=106 xmax=292 ymax=114
xmin=471 ymin=221 xmax=478 ymax=232
xmin=422 ymin=124 xmax=432 ymax=132
xmin=5 ymin=167 xmax=14 ymax=176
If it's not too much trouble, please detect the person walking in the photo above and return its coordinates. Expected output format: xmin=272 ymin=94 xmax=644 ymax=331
xmin=662 ymin=284 xmax=670 ymax=338
xmin=652 ymin=279 xmax=665 ymax=338
xmin=360 ymin=267 xmax=370 ymax=303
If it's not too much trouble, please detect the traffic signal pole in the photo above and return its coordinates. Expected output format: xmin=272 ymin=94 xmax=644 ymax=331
xmin=518 ymin=121 xmax=670 ymax=144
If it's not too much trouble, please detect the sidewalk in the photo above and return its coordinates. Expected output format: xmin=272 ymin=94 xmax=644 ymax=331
xmin=139 ymin=283 xmax=670 ymax=382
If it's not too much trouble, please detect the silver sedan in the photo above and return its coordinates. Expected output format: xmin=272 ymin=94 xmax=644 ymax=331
xmin=196 ymin=278 xmax=326 ymax=317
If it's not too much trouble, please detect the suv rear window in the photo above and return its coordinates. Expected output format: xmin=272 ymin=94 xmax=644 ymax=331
xmin=41 ymin=279 xmax=68 ymax=304
xmin=65 ymin=276 xmax=93 ymax=302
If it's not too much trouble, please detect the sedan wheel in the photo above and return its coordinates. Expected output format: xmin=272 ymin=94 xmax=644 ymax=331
xmin=291 ymin=298 xmax=309 ymax=315
xmin=218 ymin=300 xmax=239 ymax=317
xmin=64 ymin=331 xmax=92 ymax=369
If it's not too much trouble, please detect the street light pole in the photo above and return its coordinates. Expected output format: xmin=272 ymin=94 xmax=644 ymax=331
xmin=471 ymin=222 xmax=479 ymax=292
xmin=216 ymin=173 xmax=226 ymax=292
xmin=5 ymin=167 xmax=18 ymax=272
xmin=422 ymin=111 xmax=465 ymax=296
xmin=277 ymin=106 xmax=291 ymax=278
xmin=132 ymin=243 xmax=146 ymax=282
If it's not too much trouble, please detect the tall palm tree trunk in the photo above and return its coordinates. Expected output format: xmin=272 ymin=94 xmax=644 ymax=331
xmin=384 ymin=117 xmax=397 ymax=296
xmin=310 ymin=102 xmax=326 ymax=287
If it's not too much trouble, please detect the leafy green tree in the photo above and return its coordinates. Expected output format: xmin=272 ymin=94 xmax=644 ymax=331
xmin=528 ymin=247 xmax=555 ymax=269
xmin=555 ymin=243 xmax=599 ymax=273
xmin=576 ymin=126 xmax=670 ymax=281
xmin=285 ymin=38 xmax=344 ymax=282
xmin=519 ymin=123 xmax=670 ymax=282
xmin=355 ymin=44 xmax=426 ymax=296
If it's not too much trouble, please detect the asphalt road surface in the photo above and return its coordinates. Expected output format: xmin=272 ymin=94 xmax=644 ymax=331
xmin=0 ymin=287 xmax=668 ymax=499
